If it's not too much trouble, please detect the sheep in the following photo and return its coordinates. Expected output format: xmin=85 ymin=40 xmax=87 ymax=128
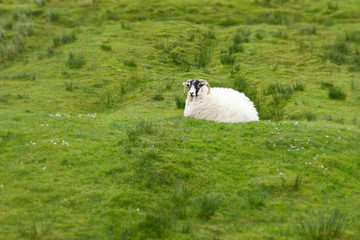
xmin=182 ymin=79 xmax=259 ymax=123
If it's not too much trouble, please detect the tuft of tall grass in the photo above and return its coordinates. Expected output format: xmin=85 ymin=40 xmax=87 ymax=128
xmin=138 ymin=212 xmax=172 ymax=238
xmin=305 ymin=111 xmax=317 ymax=121
xmin=322 ymin=41 xmax=349 ymax=65
xmin=245 ymin=190 xmax=266 ymax=209
xmin=66 ymin=52 xmax=85 ymax=69
xmin=47 ymin=8 xmax=60 ymax=22
xmin=123 ymin=60 xmax=137 ymax=67
xmin=105 ymin=91 xmax=115 ymax=109
xmin=170 ymin=184 xmax=193 ymax=219
xmin=299 ymin=209 xmax=346 ymax=240
xmin=220 ymin=51 xmax=235 ymax=65
xmin=152 ymin=93 xmax=164 ymax=101
xmin=327 ymin=115 xmax=345 ymax=124
xmin=299 ymin=26 xmax=317 ymax=35
xmin=228 ymin=44 xmax=244 ymax=54
xmin=0 ymin=73 xmax=35 ymax=81
xmin=327 ymin=2 xmax=339 ymax=11
xmin=126 ymin=119 xmax=156 ymax=142
xmin=293 ymin=82 xmax=305 ymax=91
xmin=320 ymin=81 xmax=334 ymax=89
xmin=121 ymin=22 xmax=133 ymax=30
xmin=329 ymin=87 xmax=347 ymax=100
xmin=231 ymin=64 xmax=241 ymax=74
xmin=100 ymin=44 xmax=112 ymax=51
xmin=15 ymin=22 xmax=35 ymax=37
xmin=0 ymin=33 xmax=25 ymax=61
xmin=264 ymin=83 xmax=293 ymax=100
xmin=255 ymin=30 xmax=265 ymax=40
xmin=234 ymin=29 xmax=251 ymax=44
xmin=233 ymin=75 xmax=257 ymax=101
xmin=272 ymin=29 xmax=288 ymax=39
xmin=33 ymin=0 xmax=46 ymax=7
xmin=53 ymin=33 xmax=76 ymax=47
xmin=65 ymin=81 xmax=76 ymax=91
xmin=193 ymin=193 xmax=221 ymax=220
xmin=174 ymin=95 xmax=186 ymax=109
xmin=345 ymin=31 xmax=360 ymax=43
xmin=293 ymin=175 xmax=302 ymax=191
xmin=103 ymin=9 xmax=119 ymax=21
xmin=1 ymin=17 xmax=13 ymax=30
xmin=202 ymin=31 xmax=216 ymax=41
xmin=195 ymin=48 xmax=211 ymax=68
xmin=260 ymin=105 xmax=284 ymax=121
xmin=233 ymin=75 xmax=248 ymax=93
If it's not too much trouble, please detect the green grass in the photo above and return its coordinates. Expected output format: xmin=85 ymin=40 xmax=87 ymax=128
xmin=300 ymin=209 xmax=346 ymax=240
xmin=66 ymin=52 xmax=85 ymax=69
xmin=329 ymin=87 xmax=347 ymax=100
xmin=0 ymin=0 xmax=360 ymax=239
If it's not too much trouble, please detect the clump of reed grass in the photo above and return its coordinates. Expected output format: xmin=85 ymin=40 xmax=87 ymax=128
xmin=299 ymin=209 xmax=346 ymax=240
xmin=53 ymin=33 xmax=76 ymax=47
xmin=195 ymin=48 xmax=211 ymax=68
xmin=329 ymin=87 xmax=347 ymax=100
xmin=100 ymin=44 xmax=112 ymax=51
xmin=47 ymin=8 xmax=60 ymax=22
xmin=66 ymin=52 xmax=85 ymax=69
xmin=193 ymin=193 xmax=221 ymax=220
xmin=123 ymin=60 xmax=137 ymax=67
xmin=305 ymin=111 xmax=317 ymax=121
xmin=152 ymin=93 xmax=164 ymax=101
xmin=322 ymin=41 xmax=349 ymax=65
xmin=293 ymin=82 xmax=305 ymax=91
xmin=174 ymin=95 xmax=186 ymax=109
xmin=299 ymin=26 xmax=317 ymax=35
xmin=220 ymin=51 xmax=235 ymax=65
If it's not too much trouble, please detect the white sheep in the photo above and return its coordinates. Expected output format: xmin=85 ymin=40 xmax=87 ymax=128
xmin=182 ymin=79 xmax=259 ymax=123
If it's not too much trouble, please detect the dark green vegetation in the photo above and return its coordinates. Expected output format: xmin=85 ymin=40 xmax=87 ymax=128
xmin=0 ymin=0 xmax=360 ymax=239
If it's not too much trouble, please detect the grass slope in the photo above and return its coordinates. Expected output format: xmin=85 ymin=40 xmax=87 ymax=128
xmin=0 ymin=0 xmax=360 ymax=239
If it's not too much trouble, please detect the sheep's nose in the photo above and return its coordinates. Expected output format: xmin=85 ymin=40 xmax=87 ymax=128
xmin=190 ymin=92 xmax=194 ymax=97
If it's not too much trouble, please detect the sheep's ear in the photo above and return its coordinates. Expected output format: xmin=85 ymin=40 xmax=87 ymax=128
xmin=183 ymin=82 xmax=189 ymax=86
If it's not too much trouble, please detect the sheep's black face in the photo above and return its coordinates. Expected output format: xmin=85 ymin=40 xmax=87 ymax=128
xmin=185 ymin=80 xmax=203 ymax=98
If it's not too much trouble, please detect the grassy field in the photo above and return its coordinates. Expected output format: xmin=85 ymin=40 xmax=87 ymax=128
xmin=1 ymin=0 xmax=360 ymax=239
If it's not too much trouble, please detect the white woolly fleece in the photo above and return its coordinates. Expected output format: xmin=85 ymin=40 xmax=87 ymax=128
xmin=184 ymin=86 xmax=259 ymax=123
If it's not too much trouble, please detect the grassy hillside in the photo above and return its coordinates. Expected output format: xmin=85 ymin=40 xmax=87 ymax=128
xmin=0 ymin=0 xmax=359 ymax=239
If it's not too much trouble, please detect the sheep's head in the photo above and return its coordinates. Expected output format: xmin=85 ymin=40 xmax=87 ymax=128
xmin=183 ymin=79 xmax=210 ymax=98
